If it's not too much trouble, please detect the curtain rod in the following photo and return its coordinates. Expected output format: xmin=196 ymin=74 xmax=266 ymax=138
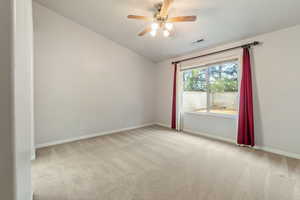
xmin=172 ymin=41 xmax=260 ymax=65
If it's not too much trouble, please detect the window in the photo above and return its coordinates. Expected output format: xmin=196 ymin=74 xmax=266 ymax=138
xmin=182 ymin=60 xmax=239 ymax=115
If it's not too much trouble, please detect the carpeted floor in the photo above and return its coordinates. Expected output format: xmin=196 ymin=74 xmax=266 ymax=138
xmin=32 ymin=125 xmax=300 ymax=200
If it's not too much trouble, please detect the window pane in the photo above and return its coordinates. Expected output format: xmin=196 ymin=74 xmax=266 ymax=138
xmin=208 ymin=62 xmax=238 ymax=115
xmin=182 ymin=68 xmax=208 ymax=112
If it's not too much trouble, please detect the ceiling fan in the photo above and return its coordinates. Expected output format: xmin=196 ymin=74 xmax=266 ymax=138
xmin=127 ymin=0 xmax=197 ymax=37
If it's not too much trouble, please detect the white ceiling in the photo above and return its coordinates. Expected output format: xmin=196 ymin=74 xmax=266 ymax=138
xmin=34 ymin=0 xmax=300 ymax=62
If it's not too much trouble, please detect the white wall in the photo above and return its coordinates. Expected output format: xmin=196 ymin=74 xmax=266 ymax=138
xmin=155 ymin=24 xmax=300 ymax=156
xmin=13 ymin=0 xmax=34 ymax=199
xmin=33 ymin=3 xmax=155 ymax=146
xmin=0 ymin=0 xmax=14 ymax=199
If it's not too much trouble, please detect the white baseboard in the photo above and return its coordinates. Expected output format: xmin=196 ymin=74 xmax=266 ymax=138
xmin=255 ymin=146 xmax=300 ymax=160
xmin=35 ymin=123 xmax=155 ymax=149
xmin=34 ymin=123 xmax=300 ymax=160
xmin=183 ymin=128 xmax=236 ymax=144
xmin=154 ymin=122 xmax=171 ymax=128
xmin=183 ymin=128 xmax=300 ymax=160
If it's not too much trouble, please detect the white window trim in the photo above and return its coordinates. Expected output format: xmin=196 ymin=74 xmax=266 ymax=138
xmin=184 ymin=111 xmax=238 ymax=119
xmin=180 ymin=54 xmax=242 ymax=119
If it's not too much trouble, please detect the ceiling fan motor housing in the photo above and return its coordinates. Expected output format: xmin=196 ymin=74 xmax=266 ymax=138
xmin=154 ymin=3 xmax=168 ymax=21
xmin=155 ymin=3 xmax=163 ymax=12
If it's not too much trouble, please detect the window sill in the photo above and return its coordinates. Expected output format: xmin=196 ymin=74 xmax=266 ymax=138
xmin=184 ymin=111 xmax=237 ymax=119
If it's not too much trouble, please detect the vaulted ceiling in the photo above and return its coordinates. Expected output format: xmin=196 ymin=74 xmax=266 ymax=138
xmin=34 ymin=0 xmax=300 ymax=62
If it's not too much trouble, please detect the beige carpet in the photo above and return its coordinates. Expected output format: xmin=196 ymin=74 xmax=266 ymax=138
xmin=32 ymin=125 xmax=300 ymax=200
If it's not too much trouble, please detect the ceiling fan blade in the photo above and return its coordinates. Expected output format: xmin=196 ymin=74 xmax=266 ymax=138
xmin=160 ymin=0 xmax=174 ymax=17
xmin=127 ymin=15 xmax=152 ymax=21
xmin=167 ymin=16 xmax=197 ymax=22
xmin=138 ymin=26 xmax=151 ymax=36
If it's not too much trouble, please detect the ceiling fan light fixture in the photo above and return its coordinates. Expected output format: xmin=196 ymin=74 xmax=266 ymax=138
xmin=128 ymin=0 xmax=197 ymax=37
xmin=151 ymin=23 xmax=159 ymax=30
xmin=163 ymin=30 xmax=170 ymax=37
xmin=150 ymin=30 xmax=157 ymax=37
xmin=165 ymin=23 xmax=173 ymax=30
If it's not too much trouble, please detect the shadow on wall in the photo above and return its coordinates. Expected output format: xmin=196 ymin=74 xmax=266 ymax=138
xmin=251 ymin=47 xmax=263 ymax=147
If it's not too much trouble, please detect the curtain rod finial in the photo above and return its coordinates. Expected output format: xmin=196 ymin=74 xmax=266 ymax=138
xmin=253 ymin=41 xmax=260 ymax=45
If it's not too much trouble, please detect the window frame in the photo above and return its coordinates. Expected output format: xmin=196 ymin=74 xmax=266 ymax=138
xmin=180 ymin=56 xmax=241 ymax=118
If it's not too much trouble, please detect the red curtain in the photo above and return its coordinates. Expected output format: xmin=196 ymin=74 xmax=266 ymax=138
xmin=237 ymin=48 xmax=255 ymax=146
xmin=171 ymin=63 xmax=177 ymax=129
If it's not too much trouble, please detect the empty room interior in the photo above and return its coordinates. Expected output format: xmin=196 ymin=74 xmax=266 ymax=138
xmin=2 ymin=0 xmax=300 ymax=200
